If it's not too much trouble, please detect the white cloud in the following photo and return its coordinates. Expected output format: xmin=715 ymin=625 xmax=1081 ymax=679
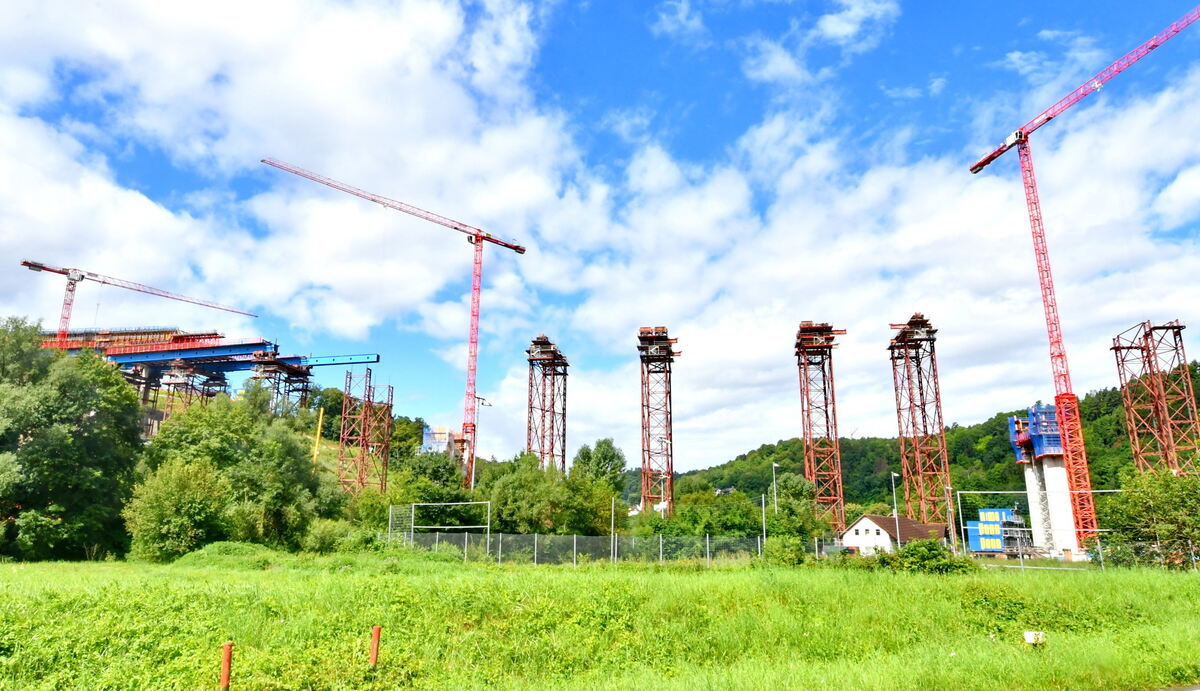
xmin=2 ymin=3 xmax=1199 ymax=477
xmin=812 ymin=0 xmax=900 ymax=52
xmin=651 ymin=0 xmax=711 ymax=47
xmin=741 ymin=0 xmax=900 ymax=87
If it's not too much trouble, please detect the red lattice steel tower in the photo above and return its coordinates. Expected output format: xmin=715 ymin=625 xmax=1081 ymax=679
xmin=527 ymin=335 xmax=569 ymax=472
xmin=1112 ymin=320 xmax=1200 ymax=475
xmin=968 ymin=6 xmax=1200 ymax=541
xmin=795 ymin=321 xmax=846 ymax=532
xmin=337 ymin=368 xmax=394 ymax=493
xmin=262 ymin=159 xmax=525 ymax=490
xmin=638 ymin=327 xmax=680 ymax=514
xmin=888 ymin=313 xmax=951 ymax=524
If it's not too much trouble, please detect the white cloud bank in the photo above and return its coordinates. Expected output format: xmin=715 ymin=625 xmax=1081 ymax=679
xmin=1 ymin=2 xmax=1198 ymax=473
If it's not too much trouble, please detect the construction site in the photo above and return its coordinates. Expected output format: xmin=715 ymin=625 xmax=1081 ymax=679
xmin=16 ymin=7 xmax=1200 ymax=565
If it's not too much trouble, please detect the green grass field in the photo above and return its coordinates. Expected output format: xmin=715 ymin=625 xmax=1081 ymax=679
xmin=2 ymin=545 xmax=1199 ymax=690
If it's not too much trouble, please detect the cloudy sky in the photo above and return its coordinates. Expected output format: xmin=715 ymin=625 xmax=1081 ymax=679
xmin=1 ymin=1 xmax=1198 ymax=471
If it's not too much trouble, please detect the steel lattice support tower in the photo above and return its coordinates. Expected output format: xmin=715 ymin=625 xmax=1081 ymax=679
xmin=795 ymin=321 xmax=847 ymax=532
xmin=526 ymin=335 xmax=569 ymax=472
xmin=638 ymin=327 xmax=680 ymax=514
xmin=1112 ymin=320 xmax=1200 ymax=475
xmin=337 ymin=368 xmax=394 ymax=493
xmin=888 ymin=313 xmax=951 ymax=524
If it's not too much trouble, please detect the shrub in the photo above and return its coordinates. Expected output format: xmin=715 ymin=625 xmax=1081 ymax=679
xmin=302 ymin=519 xmax=354 ymax=554
xmin=763 ymin=536 xmax=807 ymax=566
xmin=893 ymin=539 xmax=976 ymax=574
xmin=123 ymin=458 xmax=231 ymax=562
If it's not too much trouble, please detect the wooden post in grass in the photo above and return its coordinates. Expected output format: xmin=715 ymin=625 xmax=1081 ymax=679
xmin=219 ymin=642 xmax=233 ymax=690
xmin=369 ymin=626 xmax=382 ymax=667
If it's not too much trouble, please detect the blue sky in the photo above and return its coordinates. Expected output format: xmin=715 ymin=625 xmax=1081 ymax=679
xmin=2 ymin=1 xmax=1199 ymax=471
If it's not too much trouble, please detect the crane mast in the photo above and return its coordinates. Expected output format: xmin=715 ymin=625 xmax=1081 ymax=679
xmin=970 ymin=5 xmax=1200 ymax=544
xmin=261 ymin=159 xmax=526 ymax=488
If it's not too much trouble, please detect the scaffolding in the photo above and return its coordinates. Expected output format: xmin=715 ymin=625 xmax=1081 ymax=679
xmin=1112 ymin=320 xmax=1199 ymax=475
xmin=526 ymin=335 xmax=569 ymax=472
xmin=796 ymin=321 xmax=847 ymax=532
xmin=337 ymin=368 xmax=394 ymax=493
xmin=638 ymin=327 xmax=680 ymax=515
xmin=888 ymin=313 xmax=952 ymax=523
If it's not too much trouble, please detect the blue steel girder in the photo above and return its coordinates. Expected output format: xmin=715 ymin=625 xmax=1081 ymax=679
xmin=114 ymin=352 xmax=380 ymax=376
xmin=104 ymin=342 xmax=276 ymax=365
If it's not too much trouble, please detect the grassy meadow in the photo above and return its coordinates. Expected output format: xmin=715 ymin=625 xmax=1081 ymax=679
xmin=1 ymin=545 xmax=1199 ymax=690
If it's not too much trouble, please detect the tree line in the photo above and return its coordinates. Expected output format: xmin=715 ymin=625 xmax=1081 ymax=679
xmin=2 ymin=315 xmax=1196 ymax=563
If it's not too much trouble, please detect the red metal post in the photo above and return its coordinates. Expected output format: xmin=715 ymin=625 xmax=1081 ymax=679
xmin=219 ymin=642 xmax=233 ymax=690
xmin=1016 ymin=141 xmax=1097 ymax=541
xmin=795 ymin=321 xmax=847 ymax=532
xmin=1112 ymin=320 xmax=1199 ymax=474
xmin=638 ymin=327 xmax=679 ymax=514
xmin=526 ymin=335 xmax=569 ymax=472
xmin=888 ymin=313 xmax=951 ymax=524
xmin=369 ymin=625 xmax=382 ymax=667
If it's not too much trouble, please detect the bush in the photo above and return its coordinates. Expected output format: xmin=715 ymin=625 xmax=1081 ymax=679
xmin=123 ymin=458 xmax=232 ymax=562
xmin=301 ymin=519 xmax=354 ymax=554
xmin=763 ymin=536 xmax=807 ymax=566
xmin=891 ymin=539 xmax=976 ymax=574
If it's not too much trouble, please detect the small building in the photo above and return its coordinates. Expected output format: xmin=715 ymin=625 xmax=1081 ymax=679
xmin=840 ymin=514 xmax=949 ymax=555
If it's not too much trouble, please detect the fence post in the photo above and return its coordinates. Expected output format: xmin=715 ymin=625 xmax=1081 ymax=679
xmin=387 ymin=505 xmax=393 ymax=548
xmin=573 ymin=534 xmax=577 ymax=568
xmin=659 ymin=534 xmax=664 ymax=564
xmin=706 ymin=534 xmax=711 ymax=568
xmin=369 ymin=625 xmax=382 ymax=667
xmin=498 ymin=533 xmax=503 ymax=565
xmin=463 ymin=532 xmax=468 ymax=563
xmin=757 ymin=535 xmax=761 ymax=558
xmin=534 ymin=533 xmax=539 ymax=566
xmin=1096 ymin=535 xmax=1106 ymax=570
xmin=434 ymin=532 xmax=439 ymax=551
xmin=1190 ymin=540 xmax=1198 ymax=572
xmin=219 ymin=642 xmax=233 ymax=690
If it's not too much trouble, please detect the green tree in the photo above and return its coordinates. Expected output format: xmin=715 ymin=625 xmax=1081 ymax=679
xmin=1101 ymin=470 xmax=1200 ymax=560
xmin=0 ymin=351 xmax=142 ymax=559
xmin=571 ymin=438 xmax=627 ymax=493
xmin=124 ymin=458 xmax=232 ymax=562
xmin=146 ymin=395 xmax=327 ymax=549
xmin=0 ymin=317 xmax=53 ymax=386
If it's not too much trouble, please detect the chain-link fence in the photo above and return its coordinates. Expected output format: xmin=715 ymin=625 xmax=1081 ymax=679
xmin=961 ymin=538 xmax=1200 ymax=571
xmin=390 ymin=530 xmax=766 ymax=566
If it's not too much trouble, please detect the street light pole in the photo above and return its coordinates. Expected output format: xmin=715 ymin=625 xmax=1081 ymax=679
xmin=890 ymin=471 xmax=902 ymax=553
xmin=470 ymin=395 xmax=492 ymax=490
xmin=771 ymin=463 xmax=779 ymax=514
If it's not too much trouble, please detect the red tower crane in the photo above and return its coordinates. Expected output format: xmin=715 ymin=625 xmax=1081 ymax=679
xmin=21 ymin=259 xmax=257 ymax=348
xmin=970 ymin=6 xmax=1200 ymax=544
xmin=261 ymin=159 xmax=526 ymax=488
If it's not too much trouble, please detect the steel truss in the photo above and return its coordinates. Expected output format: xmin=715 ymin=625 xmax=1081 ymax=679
xmin=888 ymin=313 xmax=951 ymax=523
xmin=638 ymin=327 xmax=680 ymax=514
xmin=796 ymin=321 xmax=847 ymax=532
xmin=337 ymin=368 xmax=394 ymax=493
xmin=526 ymin=335 xmax=568 ymax=472
xmin=1112 ymin=320 xmax=1199 ymax=474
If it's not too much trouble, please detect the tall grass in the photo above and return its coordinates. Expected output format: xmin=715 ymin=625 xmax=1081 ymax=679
xmin=1 ymin=546 xmax=1198 ymax=689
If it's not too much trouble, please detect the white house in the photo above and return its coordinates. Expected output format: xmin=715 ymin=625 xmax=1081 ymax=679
xmin=840 ymin=514 xmax=948 ymax=555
